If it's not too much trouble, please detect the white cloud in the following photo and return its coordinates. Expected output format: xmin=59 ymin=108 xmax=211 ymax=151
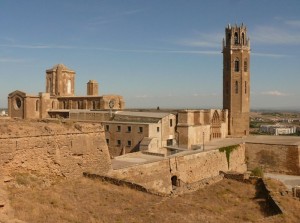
xmin=252 ymin=52 xmax=287 ymax=58
xmin=177 ymin=33 xmax=223 ymax=48
xmin=285 ymin=20 xmax=300 ymax=28
xmin=0 ymin=43 xmax=220 ymax=55
xmin=0 ymin=44 xmax=74 ymax=49
xmin=88 ymin=9 xmax=143 ymax=26
xmin=261 ymin=91 xmax=289 ymax=96
xmin=134 ymin=95 xmax=151 ymax=98
xmin=0 ymin=57 xmax=27 ymax=63
xmin=252 ymin=25 xmax=300 ymax=45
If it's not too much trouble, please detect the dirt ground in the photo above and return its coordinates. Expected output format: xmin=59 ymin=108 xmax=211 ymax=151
xmin=5 ymin=171 xmax=300 ymax=223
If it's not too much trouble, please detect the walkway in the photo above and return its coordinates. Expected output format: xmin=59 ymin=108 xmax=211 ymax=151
xmin=265 ymin=173 xmax=300 ymax=190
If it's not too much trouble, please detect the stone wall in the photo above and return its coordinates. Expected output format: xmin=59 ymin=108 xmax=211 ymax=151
xmin=0 ymin=121 xmax=112 ymax=178
xmin=245 ymin=143 xmax=300 ymax=175
xmin=109 ymin=144 xmax=246 ymax=194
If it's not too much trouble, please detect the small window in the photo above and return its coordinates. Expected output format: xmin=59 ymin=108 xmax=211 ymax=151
xmin=139 ymin=127 xmax=143 ymax=133
xmin=36 ymin=100 xmax=39 ymax=111
xmin=234 ymin=59 xmax=239 ymax=72
xmin=157 ymin=127 xmax=160 ymax=132
xmin=106 ymin=139 xmax=109 ymax=145
xmin=117 ymin=126 xmax=121 ymax=132
xmin=127 ymin=126 xmax=131 ymax=132
xmin=245 ymin=81 xmax=247 ymax=94
xmin=235 ymin=81 xmax=238 ymax=94
xmin=117 ymin=140 xmax=121 ymax=146
xmin=244 ymin=60 xmax=247 ymax=72
xmin=105 ymin=125 xmax=109 ymax=131
xmin=170 ymin=119 xmax=173 ymax=127
xmin=127 ymin=140 xmax=132 ymax=147
xmin=234 ymin=32 xmax=238 ymax=45
xmin=242 ymin=33 xmax=245 ymax=45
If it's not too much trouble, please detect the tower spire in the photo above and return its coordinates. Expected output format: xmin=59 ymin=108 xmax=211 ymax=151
xmin=222 ymin=24 xmax=250 ymax=136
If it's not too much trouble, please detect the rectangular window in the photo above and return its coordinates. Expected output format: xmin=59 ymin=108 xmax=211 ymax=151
xmin=157 ymin=127 xmax=160 ymax=132
xmin=139 ymin=127 xmax=143 ymax=133
xmin=105 ymin=125 xmax=109 ymax=131
xmin=106 ymin=139 xmax=109 ymax=145
xmin=167 ymin=139 xmax=173 ymax=146
xmin=127 ymin=126 xmax=131 ymax=132
xmin=245 ymin=81 xmax=247 ymax=94
xmin=117 ymin=140 xmax=121 ymax=146
xmin=235 ymin=81 xmax=238 ymax=94
xmin=170 ymin=119 xmax=173 ymax=127
xmin=244 ymin=61 xmax=248 ymax=72
xmin=234 ymin=60 xmax=239 ymax=72
xmin=127 ymin=140 xmax=132 ymax=147
xmin=117 ymin=126 xmax=121 ymax=132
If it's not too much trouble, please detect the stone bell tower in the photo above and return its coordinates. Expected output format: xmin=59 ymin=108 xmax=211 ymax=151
xmin=223 ymin=24 xmax=250 ymax=136
xmin=46 ymin=64 xmax=75 ymax=97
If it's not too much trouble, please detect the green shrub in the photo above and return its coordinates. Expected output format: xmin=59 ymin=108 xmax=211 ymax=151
xmin=251 ymin=167 xmax=264 ymax=178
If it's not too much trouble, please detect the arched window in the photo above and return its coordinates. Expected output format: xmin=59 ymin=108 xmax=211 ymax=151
xmin=67 ymin=79 xmax=71 ymax=94
xmin=234 ymin=58 xmax=240 ymax=72
xmin=36 ymin=100 xmax=39 ymax=111
xmin=244 ymin=60 xmax=248 ymax=72
xmin=235 ymin=81 xmax=238 ymax=94
xmin=234 ymin=32 xmax=238 ymax=45
xmin=227 ymin=33 xmax=231 ymax=44
xmin=242 ymin=33 xmax=245 ymax=45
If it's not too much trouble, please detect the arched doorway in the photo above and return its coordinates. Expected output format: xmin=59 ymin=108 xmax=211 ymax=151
xmin=171 ymin=175 xmax=180 ymax=187
xmin=210 ymin=111 xmax=221 ymax=139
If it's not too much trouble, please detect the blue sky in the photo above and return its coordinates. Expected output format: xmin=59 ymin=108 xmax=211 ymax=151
xmin=1 ymin=0 xmax=300 ymax=110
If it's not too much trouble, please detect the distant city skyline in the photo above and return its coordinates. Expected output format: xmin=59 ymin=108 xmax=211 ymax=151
xmin=1 ymin=0 xmax=300 ymax=110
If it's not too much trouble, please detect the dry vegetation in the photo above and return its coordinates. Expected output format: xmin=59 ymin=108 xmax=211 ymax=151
xmin=6 ymin=171 xmax=300 ymax=223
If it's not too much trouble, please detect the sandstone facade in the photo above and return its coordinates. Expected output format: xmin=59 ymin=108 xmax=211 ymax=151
xmin=223 ymin=24 xmax=250 ymax=136
xmin=109 ymin=144 xmax=246 ymax=194
xmin=246 ymin=143 xmax=300 ymax=175
xmin=0 ymin=120 xmax=111 ymax=178
xmin=8 ymin=64 xmax=125 ymax=120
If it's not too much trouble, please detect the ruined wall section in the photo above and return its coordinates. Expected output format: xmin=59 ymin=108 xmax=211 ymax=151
xmin=246 ymin=143 xmax=300 ymax=175
xmin=110 ymin=144 xmax=246 ymax=194
xmin=0 ymin=123 xmax=111 ymax=178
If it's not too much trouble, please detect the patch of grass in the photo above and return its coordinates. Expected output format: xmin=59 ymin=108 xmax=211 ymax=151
xmin=219 ymin=145 xmax=239 ymax=169
xmin=251 ymin=166 xmax=264 ymax=178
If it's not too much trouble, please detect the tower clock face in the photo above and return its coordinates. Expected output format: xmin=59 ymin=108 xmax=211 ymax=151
xmin=109 ymin=99 xmax=115 ymax=109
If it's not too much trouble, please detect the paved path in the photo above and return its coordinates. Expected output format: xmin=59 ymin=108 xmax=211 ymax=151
xmin=265 ymin=173 xmax=300 ymax=190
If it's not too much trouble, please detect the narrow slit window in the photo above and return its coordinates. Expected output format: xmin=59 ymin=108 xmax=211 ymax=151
xmin=235 ymin=81 xmax=238 ymax=94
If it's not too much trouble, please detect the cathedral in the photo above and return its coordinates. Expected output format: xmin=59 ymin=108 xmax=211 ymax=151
xmin=8 ymin=64 xmax=125 ymax=119
xmin=8 ymin=24 xmax=250 ymax=154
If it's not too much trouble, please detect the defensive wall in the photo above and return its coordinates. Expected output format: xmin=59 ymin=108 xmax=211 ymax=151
xmin=108 ymin=144 xmax=246 ymax=195
xmin=245 ymin=136 xmax=300 ymax=175
xmin=0 ymin=120 xmax=111 ymax=178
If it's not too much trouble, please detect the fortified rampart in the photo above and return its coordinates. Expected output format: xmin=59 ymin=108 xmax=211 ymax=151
xmin=109 ymin=144 xmax=246 ymax=194
xmin=0 ymin=120 xmax=112 ymax=178
xmin=246 ymin=143 xmax=300 ymax=175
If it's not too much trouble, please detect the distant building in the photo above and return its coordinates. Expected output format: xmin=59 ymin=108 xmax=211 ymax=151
xmin=0 ymin=110 xmax=7 ymax=116
xmin=8 ymin=64 xmax=125 ymax=119
xmin=260 ymin=124 xmax=296 ymax=135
